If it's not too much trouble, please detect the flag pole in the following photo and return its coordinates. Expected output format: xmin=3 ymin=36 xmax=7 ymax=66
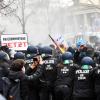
xmin=48 ymin=34 xmax=65 ymax=54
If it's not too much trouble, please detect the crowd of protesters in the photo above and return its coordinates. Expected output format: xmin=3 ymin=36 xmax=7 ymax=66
xmin=0 ymin=40 xmax=100 ymax=100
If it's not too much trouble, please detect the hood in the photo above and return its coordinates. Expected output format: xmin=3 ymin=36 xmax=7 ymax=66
xmin=8 ymin=70 xmax=25 ymax=81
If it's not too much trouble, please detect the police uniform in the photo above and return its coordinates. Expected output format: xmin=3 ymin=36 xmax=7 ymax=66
xmin=93 ymin=61 xmax=100 ymax=100
xmin=39 ymin=57 xmax=57 ymax=100
xmin=73 ymin=64 xmax=95 ymax=100
xmin=54 ymin=61 xmax=74 ymax=100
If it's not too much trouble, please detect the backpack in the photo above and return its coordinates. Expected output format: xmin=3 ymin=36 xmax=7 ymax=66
xmin=2 ymin=77 xmax=22 ymax=100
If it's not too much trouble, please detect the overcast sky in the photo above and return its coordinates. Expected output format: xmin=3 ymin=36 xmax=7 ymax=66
xmin=0 ymin=0 xmax=74 ymax=45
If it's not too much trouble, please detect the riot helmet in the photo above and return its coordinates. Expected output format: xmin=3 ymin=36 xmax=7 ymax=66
xmin=14 ymin=52 xmax=25 ymax=60
xmin=27 ymin=46 xmax=38 ymax=54
xmin=81 ymin=56 xmax=94 ymax=66
xmin=61 ymin=52 xmax=73 ymax=64
xmin=38 ymin=46 xmax=53 ymax=55
xmin=0 ymin=51 xmax=10 ymax=61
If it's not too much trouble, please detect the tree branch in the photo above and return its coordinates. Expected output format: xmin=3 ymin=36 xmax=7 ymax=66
xmin=13 ymin=13 xmax=23 ymax=26
xmin=0 ymin=0 xmax=15 ymax=10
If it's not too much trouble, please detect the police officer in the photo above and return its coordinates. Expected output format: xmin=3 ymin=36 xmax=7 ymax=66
xmin=73 ymin=56 xmax=95 ymax=100
xmin=38 ymin=46 xmax=57 ymax=100
xmin=25 ymin=45 xmax=38 ymax=69
xmin=25 ymin=45 xmax=40 ymax=100
xmin=0 ymin=51 xmax=10 ymax=95
xmin=14 ymin=52 xmax=25 ymax=60
xmin=54 ymin=52 xmax=74 ymax=100
xmin=93 ymin=52 xmax=100 ymax=100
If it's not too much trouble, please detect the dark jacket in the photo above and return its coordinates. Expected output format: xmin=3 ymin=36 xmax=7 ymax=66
xmin=26 ymin=64 xmax=44 ymax=80
xmin=39 ymin=57 xmax=57 ymax=87
xmin=0 ymin=61 xmax=10 ymax=93
xmin=73 ymin=65 xmax=94 ymax=98
xmin=8 ymin=71 xmax=29 ymax=100
xmin=55 ymin=63 xmax=75 ymax=87
xmin=93 ymin=64 xmax=100 ymax=94
xmin=27 ymin=58 xmax=57 ymax=87
xmin=25 ymin=67 xmax=40 ymax=90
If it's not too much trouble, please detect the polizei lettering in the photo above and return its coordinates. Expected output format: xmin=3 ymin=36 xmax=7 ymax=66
xmin=44 ymin=60 xmax=54 ymax=64
xmin=76 ymin=70 xmax=89 ymax=74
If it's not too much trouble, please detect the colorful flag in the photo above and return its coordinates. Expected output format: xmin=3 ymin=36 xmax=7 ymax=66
xmin=54 ymin=34 xmax=67 ymax=46
xmin=49 ymin=34 xmax=66 ymax=54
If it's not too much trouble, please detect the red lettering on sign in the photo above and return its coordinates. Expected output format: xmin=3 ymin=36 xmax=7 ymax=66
xmin=23 ymin=42 xmax=27 ymax=47
xmin=14 ymin=42 xmax=17 ymax=47
xmin=8 ymin=43 xmax=12 ymax=48
xmin=18 ymin=42 xmax=22 ymax=47
xmin=2 ymin=42 xmax=28 ymax=49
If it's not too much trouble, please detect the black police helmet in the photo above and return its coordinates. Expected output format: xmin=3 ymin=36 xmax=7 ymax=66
xmin=38 ymin=46 xmax=53 ymax=55
xmin=61 ymin=52 xmax=73 ymax=61
xmin=81 ymin=56 xmax=94 ymax=65
xmin=14 ymin=52 xmax=25 ymax=59
xmin=0 ymin=51 xmax=9 ymax=61
xmin=27 ymin=46 xmax=38 ymax=54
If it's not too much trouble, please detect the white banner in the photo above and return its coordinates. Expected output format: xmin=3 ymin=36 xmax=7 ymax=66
xmin=52 ymin=33 xmax=67 ymax=47
xmin=1 ymin=34 xmax=28 ymax=51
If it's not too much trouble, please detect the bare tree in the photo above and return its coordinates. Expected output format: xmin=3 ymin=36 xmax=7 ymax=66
xmin=0 ymin=0 xmax=18 ymax=15
xmin=11 ymin=0 xmax=38 ymax=34
xmin=0 ymin=0 xmax=18 ymax=35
